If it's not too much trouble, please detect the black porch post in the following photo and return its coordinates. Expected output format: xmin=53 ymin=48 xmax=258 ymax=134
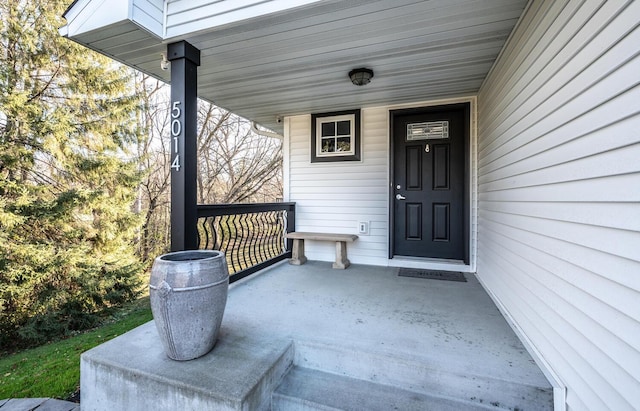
xmin=168 ymin=41 xmax=200 ymax=251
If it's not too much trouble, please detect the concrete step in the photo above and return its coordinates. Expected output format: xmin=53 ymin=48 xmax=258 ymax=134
xmin=272 ymin=367 xmax=497 ymax=411
xmin=292 ymin=340 xmax=553 ymax=410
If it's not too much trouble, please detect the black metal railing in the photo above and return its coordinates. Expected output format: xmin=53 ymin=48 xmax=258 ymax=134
xmin=196 ymin=202 xmax=295 ymax=283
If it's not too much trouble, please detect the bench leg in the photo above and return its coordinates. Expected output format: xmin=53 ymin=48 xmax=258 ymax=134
xmin=332 ymin=241 xmax=350 ymax=269
xmin=290 ymin=238 xmax=307 ymax=265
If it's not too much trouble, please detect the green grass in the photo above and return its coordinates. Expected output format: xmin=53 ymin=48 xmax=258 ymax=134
xmin=0 ymin=297 xmax=153 ymax=400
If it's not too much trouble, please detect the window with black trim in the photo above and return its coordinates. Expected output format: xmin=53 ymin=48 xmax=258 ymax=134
xmin=311 ymin=109 xmax=361 ymax=162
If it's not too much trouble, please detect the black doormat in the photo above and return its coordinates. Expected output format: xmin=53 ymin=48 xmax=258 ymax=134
xmin=398 ymin=268 xmax=467 ymax=282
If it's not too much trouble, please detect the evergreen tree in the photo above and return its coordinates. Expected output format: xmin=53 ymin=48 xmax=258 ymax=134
xmin=0 ymin=0 xmax=143 ymax=348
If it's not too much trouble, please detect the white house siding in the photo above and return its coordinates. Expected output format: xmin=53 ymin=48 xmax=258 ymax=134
xmin=164 ymin=0 xmax=323 ymax=39
xmin=476 ymin=0 xmax=640 ymax=410
xmin=60 ymin=0 xmax=162 ymax=39
xmin=285 ymin=98 xmax=478 ymax=269
xmin=61 ymin=0 xmax=130 ymax=37
xmin=132 ymin=0 xmax=164 ymax=38
xmin=285 ymin=109 xmax=390 ymax=266
xmin=284 ymin=97 xmax=478 ymax=270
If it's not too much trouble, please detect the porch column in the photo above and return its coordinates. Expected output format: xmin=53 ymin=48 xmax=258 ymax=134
xmin=168 ymin=41 xmax=200 ymax=251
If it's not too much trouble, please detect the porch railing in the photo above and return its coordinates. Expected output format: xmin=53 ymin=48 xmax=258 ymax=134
xmin=196 ymin=202 xmax=295 ymax=283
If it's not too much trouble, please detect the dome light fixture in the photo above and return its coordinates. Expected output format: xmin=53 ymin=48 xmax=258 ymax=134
xmin=348 ymin=68 xmax=374 ymax=86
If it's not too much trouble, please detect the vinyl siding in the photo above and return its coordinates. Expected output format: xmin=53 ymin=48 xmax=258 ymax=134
xmin=285 ymin=98 xmax=478 ymax=268
xmin=476 ymin=1 xmax=640 ymax=410
xmin=132 ymin=0 xmax=164 ymax=37
xmin=61 ymin=0 xmax=130 ymax=37
xmin=285 ymin=109 xmax=390 ymax=266
xmin=164 ymin=0 xmax=322 ymax=39
xmin=61 ymin=0 xmax=163 ymax=39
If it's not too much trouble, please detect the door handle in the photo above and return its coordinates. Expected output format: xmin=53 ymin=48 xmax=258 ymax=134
xmin=396 ymin=194 xmax=406 ymax=200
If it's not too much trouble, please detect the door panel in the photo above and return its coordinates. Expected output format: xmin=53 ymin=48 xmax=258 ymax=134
xmin=432 ymin=203 xmax=450 ymax=242
xmin=432 ymin=144 xmax=449 ymax=190
xmin=406 ymin=146 xmax=422 ymax=190
xmin=392 ymin=104 xmax=467 ymax=260
xmin=406 ymin=203 xmax=422 ymax=240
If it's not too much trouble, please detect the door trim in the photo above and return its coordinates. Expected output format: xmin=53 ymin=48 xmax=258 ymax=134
xmin=389 ymin=100 xmax=473 ymax=266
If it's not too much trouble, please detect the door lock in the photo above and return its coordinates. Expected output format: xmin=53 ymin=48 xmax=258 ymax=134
xmin=396 ymin=194 xmax=406 ymax=200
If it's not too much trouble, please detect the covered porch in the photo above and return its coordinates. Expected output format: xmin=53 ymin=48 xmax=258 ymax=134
xmin=60 ymin=0 xmax=640 ymax=409
xmin=81 ymin=261 xmax=552 ymax=410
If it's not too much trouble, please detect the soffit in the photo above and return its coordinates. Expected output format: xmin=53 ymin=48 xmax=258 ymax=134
xmin=65 ymin=0 xmax=528 ymax=133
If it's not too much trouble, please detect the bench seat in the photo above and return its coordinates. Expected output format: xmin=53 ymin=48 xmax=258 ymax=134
xmin=286 ymin=232 xmax=358 ymax=269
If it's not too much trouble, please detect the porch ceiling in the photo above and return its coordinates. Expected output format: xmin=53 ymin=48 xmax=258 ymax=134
xmin=63 ymin=0 xmax=528 ymax=133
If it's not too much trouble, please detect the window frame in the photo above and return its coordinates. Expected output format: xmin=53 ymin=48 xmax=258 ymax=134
xmin=311 ymin=109 xmax=361 ymax=163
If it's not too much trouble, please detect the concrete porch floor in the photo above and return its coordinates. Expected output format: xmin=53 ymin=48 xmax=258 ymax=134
xmin=81 ymin=262 xmax=553 ymax=410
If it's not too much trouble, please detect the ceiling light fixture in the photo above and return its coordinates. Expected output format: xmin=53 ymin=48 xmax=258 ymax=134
xmin=348 ymin=68 xmax=374 ymax=86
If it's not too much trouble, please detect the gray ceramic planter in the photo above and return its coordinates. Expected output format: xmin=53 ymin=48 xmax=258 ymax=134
xmin=149 ymin=250 xmax=229 ymax=361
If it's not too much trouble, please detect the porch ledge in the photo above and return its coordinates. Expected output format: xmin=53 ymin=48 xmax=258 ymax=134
xmin=81 ymin=323 xmax=294 ymax=411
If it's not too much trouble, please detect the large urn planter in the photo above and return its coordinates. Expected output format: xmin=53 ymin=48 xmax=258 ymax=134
xmin=149 ymin=250 xmax=229 ymax=361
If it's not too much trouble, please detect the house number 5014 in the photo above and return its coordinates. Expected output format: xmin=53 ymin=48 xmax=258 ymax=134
xmin=171 ymin=101 xmax=182 ymax=171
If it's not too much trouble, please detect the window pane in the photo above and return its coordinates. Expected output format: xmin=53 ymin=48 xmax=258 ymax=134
xmin=321 ymin=122 xmax=335 ymax=137
xmin=336 ymin=120 xmax=351 ymax=136
xmin=321 ymin=137 xmax=335 ymax=153
xmin=406 ymin=121 xmax=449 ymax=140
xmin=336 ymin=137 xmax=351 ymax=152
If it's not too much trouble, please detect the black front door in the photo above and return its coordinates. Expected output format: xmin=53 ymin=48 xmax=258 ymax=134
xmin=392 ymin=104 xmax=468 ymax=261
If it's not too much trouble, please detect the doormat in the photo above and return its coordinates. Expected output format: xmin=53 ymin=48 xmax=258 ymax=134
xmin=398 ymin=268 xmax=467 ymax=282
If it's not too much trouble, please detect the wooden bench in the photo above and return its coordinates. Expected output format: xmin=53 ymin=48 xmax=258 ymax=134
xmin=285 ymin=232 xmax=358 ymax=269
